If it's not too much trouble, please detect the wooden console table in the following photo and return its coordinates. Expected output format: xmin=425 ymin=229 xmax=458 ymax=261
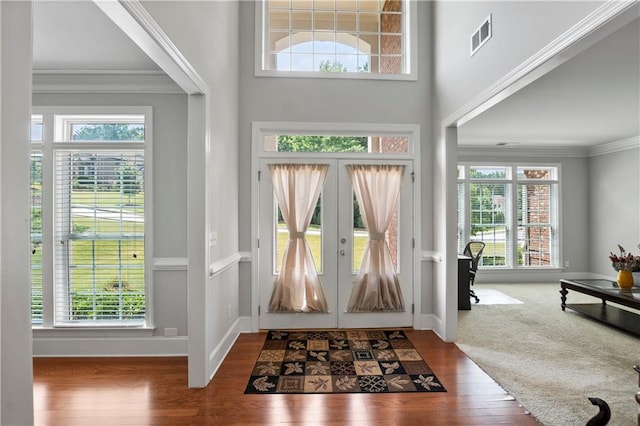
xmin=559 ymin=279 xmax=640 ymax=336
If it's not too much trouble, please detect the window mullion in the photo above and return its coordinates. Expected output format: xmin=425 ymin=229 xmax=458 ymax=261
xmin=41 ymin=114 xmax=56 ymax=327
xmin=510 ymin=165 xmax=517 ymax=268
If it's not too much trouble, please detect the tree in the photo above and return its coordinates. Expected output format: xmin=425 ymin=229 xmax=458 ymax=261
xmin=72 ymin=124 xmax=144 ymax=141
xmin=319 ymin=60 xmax=347 ymax=72
xmin=277 ymin=135 xmax=367 ymax=153
xmin=119 ymin=165 xmax=142 ymax=204
xmin=275 ymin=135 xmax=368 ymax=228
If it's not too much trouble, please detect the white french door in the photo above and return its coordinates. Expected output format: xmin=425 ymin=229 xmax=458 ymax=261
xmin=258 ymin=158 xmax=413 ymax=329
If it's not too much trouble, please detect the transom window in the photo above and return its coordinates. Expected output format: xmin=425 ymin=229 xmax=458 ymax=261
xmin=30 ymin=109 xmax=151 ymax=327
xmin=457 ymin=164 xmax=560 ymax=268
xmin=257 ymin=0 xmax=416 ymax=79
xmin=263 ymin=133 xmax=410 ymax=153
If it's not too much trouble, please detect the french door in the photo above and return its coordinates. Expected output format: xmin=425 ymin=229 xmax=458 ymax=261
xmin=258 ymin=158 xmax=413 ymax=329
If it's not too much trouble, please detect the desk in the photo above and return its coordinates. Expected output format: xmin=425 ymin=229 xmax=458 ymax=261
xmin=458 ymin=255 xmax=472 ymax=310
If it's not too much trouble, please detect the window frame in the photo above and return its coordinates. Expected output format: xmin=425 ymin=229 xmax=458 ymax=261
xmin=31 ymin=106 xmax=154 ymax=330
xmin=254 ymin=0 xmax=418 ymax=80
xmin=458 ymin=162 xmax=561 ymax=270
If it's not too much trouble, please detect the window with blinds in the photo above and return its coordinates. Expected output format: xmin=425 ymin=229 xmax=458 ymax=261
xmin=30 ymin=111 xmax=149 ymax=326
xmin=457 ymin=163 xmax=559 ymax=269
xmin=516 ymin=167 xmax=559 ymax=267
xmin=30 ymin=116 xmax=44 ymax=323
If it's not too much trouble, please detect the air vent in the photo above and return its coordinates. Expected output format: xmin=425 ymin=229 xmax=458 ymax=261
xmin=471 ymin=14 xmax=492 ymax=56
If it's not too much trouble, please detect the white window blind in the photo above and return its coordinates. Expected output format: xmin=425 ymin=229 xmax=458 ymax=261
xmin=458 ymin=164 xmax=560 ymax=269
xmin=30 ymin=111 xmax=149 ymax=327
xmin=516 ymin=167 xmax=559 ymax=267
xmin=54 ymin=150 xmax=145 ymax=324
xmin=30 ymin=150 xmax=44 ymax=322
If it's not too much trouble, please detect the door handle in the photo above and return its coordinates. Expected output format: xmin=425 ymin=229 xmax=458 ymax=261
xmin=339 ymin=249 xmax=346 ymax=256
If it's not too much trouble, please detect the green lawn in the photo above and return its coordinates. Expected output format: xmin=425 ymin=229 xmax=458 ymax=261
xmin=30 ymin=201 xmax=145 ymax=294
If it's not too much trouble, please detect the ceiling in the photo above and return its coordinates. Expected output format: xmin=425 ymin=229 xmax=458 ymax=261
xmin=32 ymin=2 xmax=639 ymax=149
xmin=32 ymin=1 xmax=159 ymax=72
xmin=458 ymin=16 xmax=640 ymax=149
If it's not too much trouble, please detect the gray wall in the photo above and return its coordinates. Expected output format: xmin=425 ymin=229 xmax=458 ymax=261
xmin=2 ymin=2 xmax=34 ymax=423
xmin=589 ymin=147 xmax=640 ymax=277
xmin=33 ymin=92 xmax=190 ymax=337
xmin=434 ymin=0 xmax=605 ymax=119
xmin=141 ymin=0 xmax=241 ymax=385
xmin=237 ymin=1 xmax=434 ymax=315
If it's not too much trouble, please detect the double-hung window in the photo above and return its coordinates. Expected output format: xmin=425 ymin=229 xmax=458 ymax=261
xmin=30 ymin=108 xmax=151 ymax=327
xmin=457 ymin=164 xmax=560 ymax=268
xmin=257 ymin=0 xmax=416 ymax=79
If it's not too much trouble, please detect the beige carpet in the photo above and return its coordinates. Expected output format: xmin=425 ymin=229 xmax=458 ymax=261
xmin=456 ymin=283 xmax=639 ymax=426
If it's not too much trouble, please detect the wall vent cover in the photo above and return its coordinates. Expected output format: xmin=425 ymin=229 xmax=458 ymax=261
xmin=471 ymin=14 xmax=492 ymax=56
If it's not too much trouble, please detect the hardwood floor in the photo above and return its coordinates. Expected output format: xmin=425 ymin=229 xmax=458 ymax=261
xmin=33 ymin=330 xmax=539 ymax=425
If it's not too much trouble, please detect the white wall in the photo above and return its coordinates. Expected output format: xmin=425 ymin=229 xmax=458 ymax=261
xmin=140 ymin=0 xmax=241 ymax=386
xmin=237 ymin=1 xmax=434 ymax=318
xmin=434 ymin=0 xmax=605 ymax=120
xmin=589 ymin=146 xmax=640 ymax=278
xmin=1 ymin=2 xmax=34 ymax=424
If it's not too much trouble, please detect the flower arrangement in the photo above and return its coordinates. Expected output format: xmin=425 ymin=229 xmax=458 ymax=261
xmin=609 ymin=244 xmax=640 ymax=272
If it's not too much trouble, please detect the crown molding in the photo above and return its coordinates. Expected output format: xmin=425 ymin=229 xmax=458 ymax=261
xmin=589 ymin=135 xmax=640 ymax=157
xmin=93 ymin=0 xmax=208 ymax=95
xmin=445 ymin=1 xmax=639 ymax=129
xmin=458 ymin=145 xmax=589 ymax=158
xmin=32 ymin=71 xmax=184 ymax=94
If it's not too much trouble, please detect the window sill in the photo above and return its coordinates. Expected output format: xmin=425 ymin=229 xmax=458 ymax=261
xmin=33 ymin=325 xmax=156 ymax=339
xmin=255 ymin=69 xmax=418 ymax=82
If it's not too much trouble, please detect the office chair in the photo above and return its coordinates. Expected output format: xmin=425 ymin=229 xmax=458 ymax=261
xmin=463 ymin=241 xmax=486 ymax=304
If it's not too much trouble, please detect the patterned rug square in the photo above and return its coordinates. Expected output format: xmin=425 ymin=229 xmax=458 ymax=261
xmin=244 ymin=329 xmax=447 ymax=394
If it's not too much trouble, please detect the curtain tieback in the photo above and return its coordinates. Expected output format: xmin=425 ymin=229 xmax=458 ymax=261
xmin=289 ymin=231 xmax=305 ymax=239
xmin=369 ymin=232 xmax=386 ymax=241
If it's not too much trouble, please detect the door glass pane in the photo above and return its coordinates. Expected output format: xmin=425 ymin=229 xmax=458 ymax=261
xmin=274 ymin=194 xmax=323 ymax=273
xmin=352 ymin=192 xmax=365 ymax=272
xmin=351 ymin=192 xmax=399 ymax=273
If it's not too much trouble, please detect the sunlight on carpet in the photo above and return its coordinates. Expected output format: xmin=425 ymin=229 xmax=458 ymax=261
xmin=474 ymin=288 xmax=524 ymax=305
xmin=245 ymin=329 xmax=446 ymax=394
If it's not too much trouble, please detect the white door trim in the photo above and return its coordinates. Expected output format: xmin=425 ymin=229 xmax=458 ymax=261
xmin=250 ymin=122 xmax=421 ymax=331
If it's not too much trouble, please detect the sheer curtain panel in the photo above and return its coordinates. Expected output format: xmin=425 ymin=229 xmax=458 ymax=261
xmin=268 ymin=164 xmax=329 ymax=313
xmin=347 ymin=164 xmax=405 ymax=312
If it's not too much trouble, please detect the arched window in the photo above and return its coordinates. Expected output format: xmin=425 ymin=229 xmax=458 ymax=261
xmin=275 ymin=32 xmax=371 ymax=72
xmin=257 ymin=0 xmax=415 ymax=79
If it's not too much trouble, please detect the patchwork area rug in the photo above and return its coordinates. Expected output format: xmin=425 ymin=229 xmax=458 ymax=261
xmin=244 ymin=329 xmax=446 ymax=394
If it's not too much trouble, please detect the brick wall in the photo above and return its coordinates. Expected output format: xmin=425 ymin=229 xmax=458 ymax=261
xmin=523 ymin=170 xmax=551 ymax=265
xmin=380 ymin=0 xmax=402 ymax=74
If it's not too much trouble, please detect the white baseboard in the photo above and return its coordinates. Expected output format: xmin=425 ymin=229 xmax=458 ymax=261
xmin=413 ymin=313 xmax=437 ymax=331
xmin=476 ymin=270 xmax=600 ymax=283
xmin=33 ymin=336 xmax=188 ymax=357
xmin=206 ymin=316 xmax=253 ymax=383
